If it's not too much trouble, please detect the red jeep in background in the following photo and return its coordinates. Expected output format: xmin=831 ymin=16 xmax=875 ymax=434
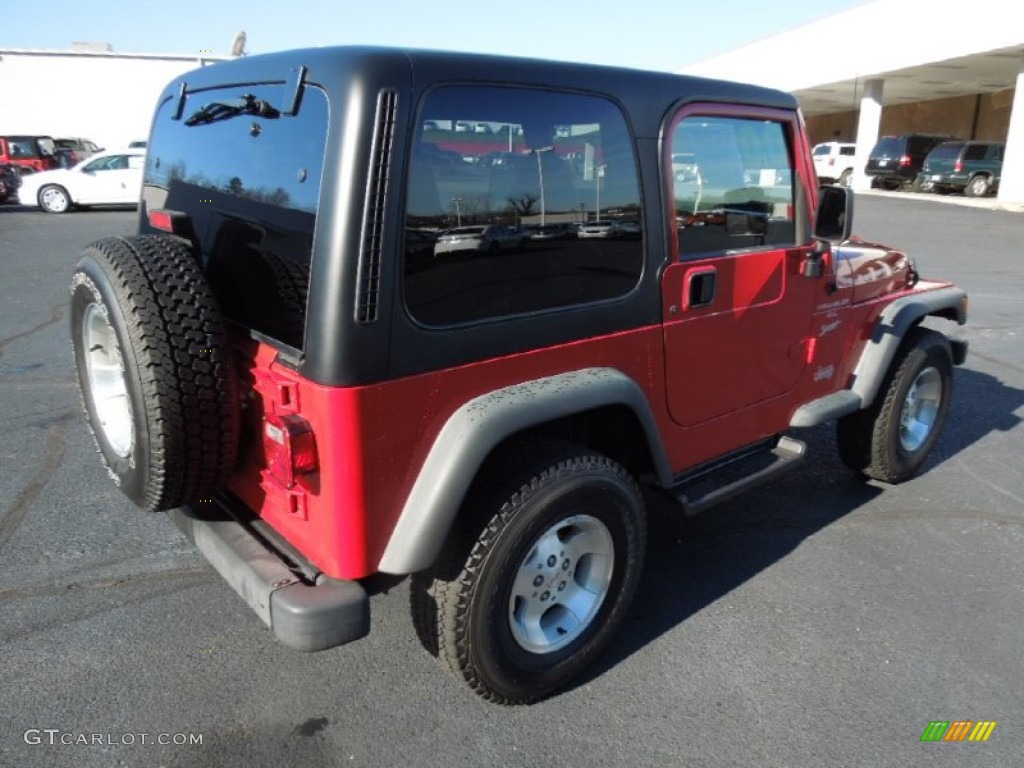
xmin=0 ymin=135 xmax=58 ymax=174
xmin=69 ymin=47 xmax=967 ymax=704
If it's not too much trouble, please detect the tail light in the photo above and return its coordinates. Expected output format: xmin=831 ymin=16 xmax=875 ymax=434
xmin=899 ymin=155 xmax=911 ymax=167
xmin=263 ymin=413 xmax=318 ymax=489
xmin=954 ymin=159 xmax=963 ymax=172
xmin=148 ymin=208 xmax=191 ymax=235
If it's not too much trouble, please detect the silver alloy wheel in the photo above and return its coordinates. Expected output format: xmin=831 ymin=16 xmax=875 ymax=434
xmin=508 ymin=514 xmax=614 ymax=654
xmin=899 ymin=366 xmax=942 ymax=453
xmin=39 ymin=185 xmax=70 ymax=213
xmin=82 ymin=302 xmax=134 ymax=457
xmin=968 ymin=176 xmax=990 ymax=197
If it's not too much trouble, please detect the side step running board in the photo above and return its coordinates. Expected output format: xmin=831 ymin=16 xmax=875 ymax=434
xmin=673 ymin=436 xmax=807 ymax=517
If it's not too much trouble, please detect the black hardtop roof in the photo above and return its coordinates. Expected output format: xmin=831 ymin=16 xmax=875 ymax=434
xmin=165 ymin=45 xmax=798 ymax=128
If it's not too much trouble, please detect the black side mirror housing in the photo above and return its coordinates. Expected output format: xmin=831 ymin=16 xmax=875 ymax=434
xmin=814 ymin=185 xmax=853 ymax=243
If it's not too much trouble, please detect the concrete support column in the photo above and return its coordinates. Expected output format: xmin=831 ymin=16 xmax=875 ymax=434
xmin=997 ymin=54 xmax=1024 ymax=204
xmin=852 ymin=78 xmax=884 ymax=191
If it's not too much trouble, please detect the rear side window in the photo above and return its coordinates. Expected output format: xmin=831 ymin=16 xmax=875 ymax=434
xmin=839 ymin=146 xmax=855 ymax=156
xmin=402 ymin=85 xmax=643 ymax=327
xmin=670 ymin=115 xmax=795 ymax=260
xmin=963 ymin=144 xmax=988 ymax=161
xmin=144 ymin=85 xmax=329 ymax=350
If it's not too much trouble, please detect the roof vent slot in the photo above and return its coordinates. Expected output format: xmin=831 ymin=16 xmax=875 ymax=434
xmin=355 ymin=89 xmax=397 ymax=325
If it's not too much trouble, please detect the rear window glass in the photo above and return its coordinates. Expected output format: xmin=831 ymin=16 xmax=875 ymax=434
xmin=143 ymin=84 xmax=329 ymax=350
xmin=871 ymin=137 xmax=902 ymax=157
xmin=928 ymin=144 xmax=962 ymax=162
xmin=403 ymin=85 xmax=643 ymax=327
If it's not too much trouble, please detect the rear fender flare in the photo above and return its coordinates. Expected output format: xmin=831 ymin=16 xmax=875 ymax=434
xmin=377 ymin=367 xmax=670 ymax=574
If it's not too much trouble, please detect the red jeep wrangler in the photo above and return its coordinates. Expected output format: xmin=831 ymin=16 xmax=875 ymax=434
xmin=70 ymin=47 xmax=967 ymax=704
xmin=0 ymin=135 xmax=59 ymax=174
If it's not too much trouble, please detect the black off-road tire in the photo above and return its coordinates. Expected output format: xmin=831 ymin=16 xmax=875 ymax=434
xmin=837 ymin=327 xmax=953 ymax=483
xmin=410 ymin=442 xmax=646 ymax=704
xmin=70 ymin=235 xmax=239 ymax=511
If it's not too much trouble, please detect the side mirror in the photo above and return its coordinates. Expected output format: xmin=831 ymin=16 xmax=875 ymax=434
xmin=814 ymin=185 xmax=853 ymax=242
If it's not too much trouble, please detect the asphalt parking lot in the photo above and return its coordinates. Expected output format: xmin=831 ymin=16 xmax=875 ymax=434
xmin=1 ymin=195 xmax=1022 ymax=767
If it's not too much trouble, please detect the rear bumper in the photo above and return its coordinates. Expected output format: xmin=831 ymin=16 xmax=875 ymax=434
xmin=169 ymin=504 xmax=370 ymax=652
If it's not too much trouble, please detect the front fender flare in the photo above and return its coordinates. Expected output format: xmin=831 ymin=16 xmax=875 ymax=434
xmin=850 ymin=285 xmax=967 ymax=408
xmin=377 ymin=367 xmax=670 ymax=574
xmin=790 ymin=285 xmax=968 ymax=427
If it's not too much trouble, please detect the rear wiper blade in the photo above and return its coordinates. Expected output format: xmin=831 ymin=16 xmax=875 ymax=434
xmin=185 ymin=93 xmax=280 ymax=126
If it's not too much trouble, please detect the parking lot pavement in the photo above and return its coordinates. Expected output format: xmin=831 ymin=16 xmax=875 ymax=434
xmin=857 ymin=186 xmax=1024 ymax=214
xmin=1 ymin=199 xmax=1022 ymax=767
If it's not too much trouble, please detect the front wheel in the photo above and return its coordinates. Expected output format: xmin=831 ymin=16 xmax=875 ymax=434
xmin=39 ymin=184 xmax=71 ymax=213
xmin=411 ymin=443 xmax=646 ymax=704
xmin=837 ymin=328 xmax=953 ymax=483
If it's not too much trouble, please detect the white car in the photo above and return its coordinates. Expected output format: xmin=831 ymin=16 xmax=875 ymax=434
xmin=577 ymin=220 xmax=621 ymax=239
xmin=434 ymin=225 xmax=526 ymax=255
xmin=18 ymin=148 xmax=145 ymax=213
xmin=811 ymin=141 xmax=856 ymax=186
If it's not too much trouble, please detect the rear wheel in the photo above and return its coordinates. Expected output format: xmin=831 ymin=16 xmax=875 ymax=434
xmin=965 ymin=174 xmax=992 ymax=197
xmin=411 ymin=443 xmax=646 ymax=704
xmin=837 ymin=328 xmax=953 ymax=483
xmin=39 ymin=184 xmax=71 ymax=213
xmin=70 ymin=235 xmax=239 ymax=510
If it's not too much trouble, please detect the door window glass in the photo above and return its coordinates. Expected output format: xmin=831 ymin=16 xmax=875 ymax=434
xmin=671 ymin=116 xmax=795 ymax=260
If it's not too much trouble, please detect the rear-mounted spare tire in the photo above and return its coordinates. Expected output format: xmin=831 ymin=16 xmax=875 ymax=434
xmin=70 ymin=235 xmax=239 ymax=511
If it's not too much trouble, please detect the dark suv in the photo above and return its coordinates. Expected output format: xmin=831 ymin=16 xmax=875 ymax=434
xmin=918 ymin=140 xmax=1004 ymax=197
xmin=69 ymin=46 xmax=967 ymax=704
xmin=865 ymin=133 xmax=953 ymax=190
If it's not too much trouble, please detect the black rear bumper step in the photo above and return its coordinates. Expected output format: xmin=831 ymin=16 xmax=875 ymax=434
xmin=673 ymin=436 xmax=807 ymax=517
xmin=169 ymin=504 xmax=369 ymax=651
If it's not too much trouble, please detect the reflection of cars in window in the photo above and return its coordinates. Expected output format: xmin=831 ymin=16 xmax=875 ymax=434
xmin=917 ymin=140 xmax=1004 ymax=197
xmin=577 ymin=220 xmax=621 ymax=239
xmin=526 ymin=223 xmax=575 ymax=240
xmin=17 ymin=148 xmax=146 ymax=213
xmin=434 ymin=225 xmax=525 ymax=255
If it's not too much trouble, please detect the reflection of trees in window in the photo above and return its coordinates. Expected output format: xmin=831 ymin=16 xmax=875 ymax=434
xmin=221 ymin=175 xmax=291 ymax=206
xmin=507 ymin=193 xmax=538 ymax=218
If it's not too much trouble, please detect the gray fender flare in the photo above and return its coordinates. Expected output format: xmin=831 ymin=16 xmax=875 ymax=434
xmin=790 ymin=285 xmax=968 ymax=427
xmin=377 ymin=367 xmax=671 ymax=575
